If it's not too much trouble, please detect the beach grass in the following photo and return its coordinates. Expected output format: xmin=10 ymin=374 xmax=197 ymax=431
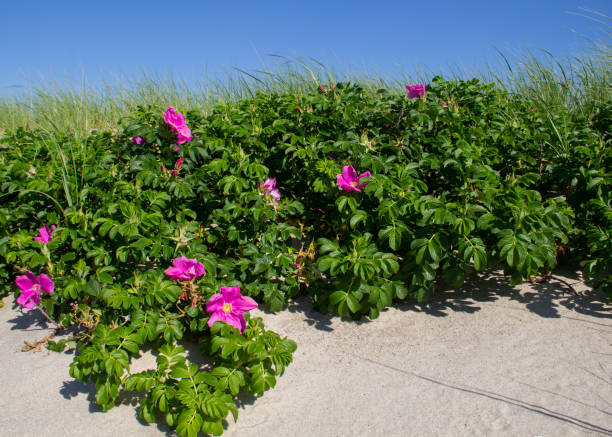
xmin=1 ymin=11 xmax=610 ymax=140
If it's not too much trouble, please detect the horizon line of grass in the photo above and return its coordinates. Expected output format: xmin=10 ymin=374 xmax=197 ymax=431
xmin=1 ymin=11 xmax=610 ymax=138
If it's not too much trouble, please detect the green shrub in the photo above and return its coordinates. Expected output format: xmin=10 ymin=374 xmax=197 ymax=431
xmin=0 ymin=76 xmax=609 ymax=435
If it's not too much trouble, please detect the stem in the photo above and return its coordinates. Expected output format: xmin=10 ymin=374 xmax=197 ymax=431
xmin=43 ymin=246 xmax=53 ymax=274
xmin=36 ymin=305 xmax=63 ymax=331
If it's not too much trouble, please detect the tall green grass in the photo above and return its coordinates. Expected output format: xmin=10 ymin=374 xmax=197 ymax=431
xmin=1 ymin=11 xmax=610 ymax=138
xmin=488 ymin=10 xmax=611 ymax=121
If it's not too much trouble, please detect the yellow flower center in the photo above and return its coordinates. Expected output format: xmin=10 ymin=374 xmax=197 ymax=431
xmin=222 ymin=303 xmax=233 ymax=314
xmin=350 ymin=181 xmax=358 ymax=187
xmin=32 ymin=284 xmax=39 ymax=292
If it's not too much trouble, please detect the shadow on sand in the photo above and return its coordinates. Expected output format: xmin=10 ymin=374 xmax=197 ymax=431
xmin=279 ymin=267 xmax=612 ymax=333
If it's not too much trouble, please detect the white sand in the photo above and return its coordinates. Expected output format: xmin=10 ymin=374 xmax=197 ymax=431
xmin=1 ymin=270 xmax=611 ymax=437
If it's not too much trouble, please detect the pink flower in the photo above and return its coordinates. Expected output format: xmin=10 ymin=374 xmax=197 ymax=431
xmin=165 ymin=256 xmax=205 ymax=282
xmin=163 ymin=106 xmax=186 ymax=131
xmin=163 ymin=106 xmax=193 ymax=145
xmin=406 ymin=84 xmax=426 ymax=99
xmin=175 ymin=157 xmax=183 ymax=169
xmin=15 ymin=272 xmax=54 ymax=310
xmin=442 ymin=103 xmax=448 ymax=108
xmin=336 ymin=165 xmax=371 ymax=192
xmin=260 ymin=177 xmax=275 ymax=190
xmin=328 ymin=153 xmax=334 ymax=160
xmin=206 ymin=286 xmax=258 ymax=333
xmin=529 ymin=108 xmax=534 ymax=113
xmin=259 ymin=177 xmax=281 ymax=200
xmin=296 ymin=107 xmax=302 ymax=113
xmin=34 ymin=225 xmax=56 ymax=244
xmin=132 ymin=136 xmax=145 ymax=145
xmin=176 ymin=125 xmax=193 ymax=145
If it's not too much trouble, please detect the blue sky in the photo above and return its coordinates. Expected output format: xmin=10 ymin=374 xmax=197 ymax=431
xmin=0 ymin=1 xmax=610 ymax=93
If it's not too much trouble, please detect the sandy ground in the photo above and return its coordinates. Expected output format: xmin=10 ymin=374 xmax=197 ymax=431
xmin=1 ymin=270 xmax=611 ymax=437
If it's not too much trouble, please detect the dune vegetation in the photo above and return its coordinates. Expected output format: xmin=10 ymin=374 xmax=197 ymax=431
xmin=0 ymin=16 xmax=610 ymax=437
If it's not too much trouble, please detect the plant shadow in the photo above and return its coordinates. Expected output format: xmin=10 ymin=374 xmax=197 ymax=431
xmin=219 ymin=392 xmax=259 ymax=434
xmin=7 ymin=304 xmax=53 ymax=331
xmin=396 ymin=267 xmax=612 ymax=322
xmin=285 ymin=295 xmax=336 ymax=332
xmin=282 ymin=266 xmax=612 ymax=331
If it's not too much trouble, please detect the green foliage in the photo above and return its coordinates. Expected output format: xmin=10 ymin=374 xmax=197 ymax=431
xmin=1 ymin=74 xmax=610 ymax=434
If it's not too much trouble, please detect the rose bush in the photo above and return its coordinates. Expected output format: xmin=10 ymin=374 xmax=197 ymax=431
xmin=0 ymin=77 xmax=610 ymax=435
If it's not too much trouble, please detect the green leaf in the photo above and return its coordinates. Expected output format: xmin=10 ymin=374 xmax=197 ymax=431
xmin=171 ymin=363 xmax=198 ymax=379
xmin=346 ymin=293 xmax=361 ymax=313
xmin=393 ymin=282 xmax=409 ymax=299
xmin=329 ymin=290 xmax=347 ymax=305
xmin=176 ymin=408 xmax=203 ymax=437
xmin=415 ymin=246 xmax=427 ymax=265
xmin=427 ymin=242 xmax=440 ymax=263
xmin=316 ymin=256 xmax=335 ymax=272
xmin=60 ymin=252 xmax=76 ymax=263
xmin=349 ymin=210 xmax=367 ymax=228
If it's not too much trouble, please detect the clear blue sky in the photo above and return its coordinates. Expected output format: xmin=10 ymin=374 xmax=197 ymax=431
xmin=1 ymin=0 xmax=610 ymax=93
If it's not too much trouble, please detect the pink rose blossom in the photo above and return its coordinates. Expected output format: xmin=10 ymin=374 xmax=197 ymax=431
xmin=163 ymin=106 xmax=186 ymax=130
xmin=259 ymin=177 xmax=281 ymax=200
xmin=328 ymin=153 xmax=334 ymax=160
xmin=175 ymin=157 xmax=183 ymax=169
xmin=206 ymin=286 xmax=258 ymax=333
xmin=163 ymin=106 xmax=193 ymax=145
xmin=165 ymin=256 xmax=205 ymax=282
xmin=336 ymin=165 xmax=371 ymax=192
xmin=34 ymin=225 xmax=56 ymax=244
xmin=406 ymin=84 xmax=426 ymax=99
xmin=15 ymin=272 xmax=54 ymax=310
xmin=132 ymin=136 xmax=145 ymax=145
xmin=442 ymin=103 xmax=448 ymax=108
xmin=296 ymin=107 xmax=302 ymax=113
xmin=176 ymin=125 xmax=193 ymax=145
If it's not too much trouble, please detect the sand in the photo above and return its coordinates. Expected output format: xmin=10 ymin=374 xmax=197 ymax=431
xmin=1 ymin=270 xmax=611 ymax=437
